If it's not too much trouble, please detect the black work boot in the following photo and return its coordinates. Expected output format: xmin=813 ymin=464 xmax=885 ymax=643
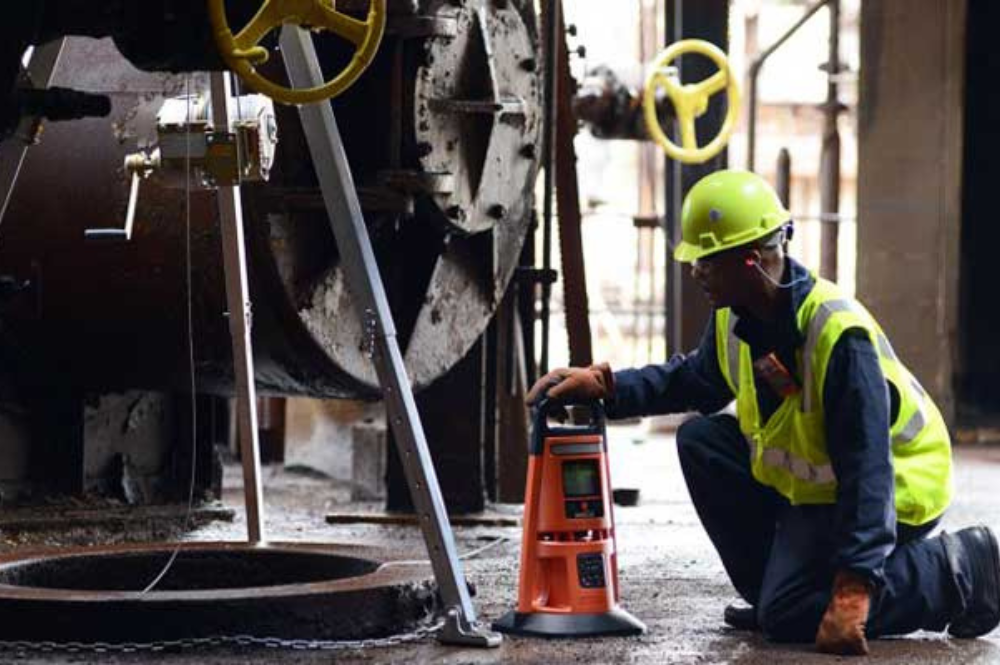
xmin=942 ymin=525 xmax=1000 ymax=638
xmin=723 ymin=600 xmax=759 ymax=631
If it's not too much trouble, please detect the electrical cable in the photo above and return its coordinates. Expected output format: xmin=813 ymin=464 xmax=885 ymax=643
xmin=382 ymin=536 xmax=511 ymax=568
xmin=748 ymin=224 xmax=809 ymax=289
xmin=458 ymin=536 xmax=510 ymax=561
xmin=140 ymin=73 xmax=200 ymax=595
xmin=749 ymin=260 xmax=810 ymax=290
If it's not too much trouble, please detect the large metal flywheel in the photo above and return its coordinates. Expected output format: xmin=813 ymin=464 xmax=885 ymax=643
xmin=0 ymin=0 xmax=542 ymax=398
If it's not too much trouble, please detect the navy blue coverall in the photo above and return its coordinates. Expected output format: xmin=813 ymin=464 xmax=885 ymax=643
xmin=606 ymin=258 xmax=961 ymax=640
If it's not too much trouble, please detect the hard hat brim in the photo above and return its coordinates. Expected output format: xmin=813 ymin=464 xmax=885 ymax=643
xmin=672 ymin=241 xmax=707 ymax=264
xmin=673 ymin=217 xmax=792 ymax=264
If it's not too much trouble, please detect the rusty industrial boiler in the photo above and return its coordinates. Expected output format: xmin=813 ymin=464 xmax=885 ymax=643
xmin=0 ymin=0 xmax=542 ymax=401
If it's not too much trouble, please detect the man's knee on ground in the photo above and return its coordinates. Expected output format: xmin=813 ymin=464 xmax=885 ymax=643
xmin=757 ymin=595 xmax=819 ymax=643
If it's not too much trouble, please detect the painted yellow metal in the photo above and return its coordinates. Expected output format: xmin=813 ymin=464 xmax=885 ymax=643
xmin=643 ymin=39 xmax=740 ymax=165
xmin=208 ymin=0 xmax=386 ymax=105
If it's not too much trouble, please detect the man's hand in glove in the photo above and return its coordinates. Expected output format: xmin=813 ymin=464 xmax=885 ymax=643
xmin=815 ymin=570 xmax=873 ymax=656
xmin=526 ymin=363 xmax=614 ymax=405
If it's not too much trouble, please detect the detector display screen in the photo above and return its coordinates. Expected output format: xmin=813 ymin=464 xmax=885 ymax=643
xmin=562 ymin=460 xmax=600 ymax=497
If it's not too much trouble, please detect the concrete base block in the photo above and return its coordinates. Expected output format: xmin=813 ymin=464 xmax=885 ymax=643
xmin=351 ymin=424 xmax=387 ymax=501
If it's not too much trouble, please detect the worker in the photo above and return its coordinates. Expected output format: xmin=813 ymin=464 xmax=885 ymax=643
xmin=527 ymin=170 xmax=1000 ymax=655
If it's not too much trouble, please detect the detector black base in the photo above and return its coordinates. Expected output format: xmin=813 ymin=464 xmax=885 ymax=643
xmin=492 ymin=607 xmax=646 ymax=638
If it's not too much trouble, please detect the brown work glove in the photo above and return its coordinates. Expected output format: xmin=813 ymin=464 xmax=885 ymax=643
xmin=815 ymin=570 xmax=873 ymax=656
xmin=525 ymin=363 xmax=614 ymax=405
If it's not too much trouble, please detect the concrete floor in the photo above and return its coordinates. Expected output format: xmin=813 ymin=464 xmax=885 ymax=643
xmin=5 ymin=424 xmax=1000 ymax=664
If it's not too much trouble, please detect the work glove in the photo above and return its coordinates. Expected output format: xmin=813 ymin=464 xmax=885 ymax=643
xmin=525 ymin=363 xmax=614 ymax=405
xmin=815 ymin=570 xmax=873 ymax=656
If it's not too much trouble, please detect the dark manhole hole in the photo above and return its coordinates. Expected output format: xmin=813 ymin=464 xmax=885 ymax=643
xmin=0 ymin=542 xmax=436 ymax=643
xmin=0 ymin=549 xmax=379 ymax=590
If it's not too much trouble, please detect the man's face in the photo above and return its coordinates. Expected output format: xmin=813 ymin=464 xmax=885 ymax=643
xmin=690 ymin=246 xmax=755 ymax=309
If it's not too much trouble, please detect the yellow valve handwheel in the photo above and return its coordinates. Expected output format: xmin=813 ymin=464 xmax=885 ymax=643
xmin=208 ymin=0 xmax=387 ymax=105
xmin=643 ymin=39 xmax=741 ymax=165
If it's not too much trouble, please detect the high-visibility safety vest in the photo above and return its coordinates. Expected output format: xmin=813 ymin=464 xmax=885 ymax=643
xmin=714 ymin=277 xmax=952 ymax=526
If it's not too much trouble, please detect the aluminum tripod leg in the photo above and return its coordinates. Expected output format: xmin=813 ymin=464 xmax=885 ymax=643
xmin=209 ymin=72 xmax=266 ymax=544
xmin=280 ymin=27 xmax=500 ymax=648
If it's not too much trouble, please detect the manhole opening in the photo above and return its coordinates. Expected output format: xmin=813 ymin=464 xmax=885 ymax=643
xmin=0 ymin=550 xmax=380 ymax=591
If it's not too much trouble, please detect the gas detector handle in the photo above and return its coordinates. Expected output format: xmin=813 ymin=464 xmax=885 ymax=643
xmin=532 ymin=398 xmax=606 ymax=437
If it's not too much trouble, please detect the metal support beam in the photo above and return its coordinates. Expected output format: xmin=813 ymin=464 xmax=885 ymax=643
xmin=209 ymin=72 xmax=266 ymax=544
xmin=776 ymin=147 xmax=791 ymax=208
xmin=553 ymin=4 xmax=593 ymax=368
xmin=664 ymin=0 xmax=728 ymax=356
xmin=539 ymin=0 xmax=562 ymax=377
xmin=819 ymin=0 xmax=842 ymax=281
xmin=279 ymin=26 xmax=499 ymax=648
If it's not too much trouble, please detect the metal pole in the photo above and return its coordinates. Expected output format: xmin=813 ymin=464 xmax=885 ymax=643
xmin=747 ymin=70 xmax=759 ymax=172
xmin=664 ymin=0 xmax=684 ymax=358
xmin=663 ymin=0 xmax=729 ymax=357
xmin=539 ymin=0 xmax=560 ymax=376
xmin=209 ymin=72 xmax=266 ymax=544
xmin=747 ymin=0 xmax=832 ymax=171
xmin=280 ymin=27 xmax=499 ymax=647
xmin=776 ymin=147 xmax=791 ymax=208
xmin=819 ymin=0 xmax=841 ymax=280
xmin=553 ymin=5 xmax=593 ymax=368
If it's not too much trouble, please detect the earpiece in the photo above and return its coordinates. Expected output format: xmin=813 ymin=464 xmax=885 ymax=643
xmin=745 ymin=258 xmax=756 ymax=267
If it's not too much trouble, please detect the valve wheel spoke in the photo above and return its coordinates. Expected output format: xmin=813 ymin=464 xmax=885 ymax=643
xmin=314 ymin=4 xmax=370 ymax=46
xmin=234 ymin=0 xmax=285 ymax=53
xmin=678 ymin=115 xmax=698 ymax=150
xmin=694 ymin=69 xmax=728 ymax=98
xmin=651 ymin=70 xmax=682 ymax=98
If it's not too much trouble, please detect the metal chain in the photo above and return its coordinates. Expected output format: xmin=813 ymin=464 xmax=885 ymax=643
xmin=0 ymin=620 xmax=444 ymax=655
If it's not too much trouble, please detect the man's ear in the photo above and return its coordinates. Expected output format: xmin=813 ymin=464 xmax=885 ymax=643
xmin=744 ymin=248 xmax=763 ymax=267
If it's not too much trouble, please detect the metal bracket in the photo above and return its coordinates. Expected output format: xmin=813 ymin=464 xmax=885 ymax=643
xmin=437 ymin=607 xmax=502 ymax=648
xmin=515 ymin=266 xmax=558 ymax=287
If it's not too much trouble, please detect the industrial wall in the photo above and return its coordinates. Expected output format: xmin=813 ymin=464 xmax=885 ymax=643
xmin=857 ymin=0 xmax=966 ymax=424
xmin=957 ymin=0 xmax=1000 ymax=427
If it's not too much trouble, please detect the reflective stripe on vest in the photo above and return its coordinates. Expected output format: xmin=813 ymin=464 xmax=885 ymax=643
xmin=717 ymin=277 xmax=951 ymax=523
xmin=726 ymin=312 xmax=740 ymax=390
xmin=798 ymin=298 xmax=927 ymax=444
xmin=876 ymin=333 xmax=898 ymax=362
xmin=747 ymin=437 xmax=836 ymax=485
xmin=896 ymin=376 xmax=928 ymax=444
xmin=801 ymin=299 xmax=856 ymax=412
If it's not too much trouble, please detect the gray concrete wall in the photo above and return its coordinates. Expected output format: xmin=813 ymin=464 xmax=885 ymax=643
xmin=857 ymin=0 xmax=966 ymax=423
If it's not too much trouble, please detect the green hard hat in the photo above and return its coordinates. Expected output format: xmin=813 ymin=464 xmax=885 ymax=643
xmin=674 ymin=170 xmax=791 ymax=263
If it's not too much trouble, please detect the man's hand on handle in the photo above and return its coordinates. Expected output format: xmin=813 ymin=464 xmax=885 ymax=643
xmin=526 ymin=363 xmax=615 ymax=404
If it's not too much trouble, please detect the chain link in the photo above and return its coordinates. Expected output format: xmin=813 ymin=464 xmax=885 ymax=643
xmin=0 ymin=620 xmax=444 ymax=656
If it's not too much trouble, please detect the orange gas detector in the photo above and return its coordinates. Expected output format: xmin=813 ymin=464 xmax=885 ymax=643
xmin=493 ymin=399 xmax=645 ymax=637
